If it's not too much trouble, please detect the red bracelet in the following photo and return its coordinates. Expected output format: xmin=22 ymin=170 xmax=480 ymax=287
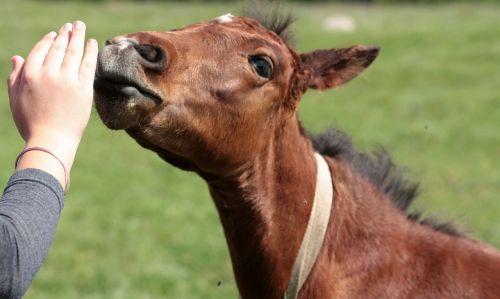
xmin=15 ymin=147 xmax=70 ymax=193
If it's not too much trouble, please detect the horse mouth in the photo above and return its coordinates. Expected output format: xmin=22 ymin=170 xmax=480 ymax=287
xmin=93 ymin=74 xmax=162 ymax=130
xmin=93 ymin=75 xmax=162 ymax=105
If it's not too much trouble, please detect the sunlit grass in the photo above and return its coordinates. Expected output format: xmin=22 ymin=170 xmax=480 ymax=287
xmin=0 ymin=1 xmax=499 ymax=298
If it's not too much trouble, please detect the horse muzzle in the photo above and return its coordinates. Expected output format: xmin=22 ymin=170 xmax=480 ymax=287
xmin=93 ymin=37 xmax=164 ymax=130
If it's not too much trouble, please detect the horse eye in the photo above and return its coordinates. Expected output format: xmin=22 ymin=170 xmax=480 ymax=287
xmin=248 ymin=56 xmax=273 ymax=79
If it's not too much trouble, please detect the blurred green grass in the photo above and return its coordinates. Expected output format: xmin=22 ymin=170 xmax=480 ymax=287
xmin=0 ymin=1 xmax=499 ymax=298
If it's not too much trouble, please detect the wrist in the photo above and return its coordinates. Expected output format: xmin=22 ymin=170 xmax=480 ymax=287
xmin=25 ymin=135 xmax=80 ymax=170
xmin=15 ymin=148 xmax=69 ymax=192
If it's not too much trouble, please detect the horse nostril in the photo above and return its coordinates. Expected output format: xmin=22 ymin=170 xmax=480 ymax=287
xmin=105 ymin=39 xmax=113 ymax=46
xmin=134 ymin=45 xmax=167 ymax=71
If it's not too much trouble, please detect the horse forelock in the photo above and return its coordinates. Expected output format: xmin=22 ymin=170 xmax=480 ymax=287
xmin=242 ymin=0 xmax=295 ymax=47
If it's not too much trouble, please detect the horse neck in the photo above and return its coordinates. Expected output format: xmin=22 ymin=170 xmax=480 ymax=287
xmin=204 ymin=118 xmax=317 ymax=298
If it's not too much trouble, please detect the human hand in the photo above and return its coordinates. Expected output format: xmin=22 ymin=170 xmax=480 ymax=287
xmin=7 ymin=21 xmax=98 ymax=188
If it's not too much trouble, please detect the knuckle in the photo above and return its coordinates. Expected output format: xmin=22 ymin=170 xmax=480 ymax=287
xmin=64 ymin=75 xmax=78 ymax=86
xmin=23 ymin=71 xmax=36 ymax=84
xmin=42 ymin=71 xmax=60 ymax=84
xmin=52 ymin=43 xmax=67 ymax=53
xmin=84 ymin=59 xmax=95 ymax=68
xmin=80 ymin=61 xmax=94 ymax=73
xmin=59 ymin=69 xmax=77 ymax=82
xmin=65 ymin=48 xmax=79 ymax=56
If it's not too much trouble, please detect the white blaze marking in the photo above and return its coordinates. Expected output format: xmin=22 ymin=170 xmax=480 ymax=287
xmin=216 ymin=13 xmax=234 ymax=23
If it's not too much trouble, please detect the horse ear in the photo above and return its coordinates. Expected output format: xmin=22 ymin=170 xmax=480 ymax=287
xmin=300 ymin=45 xmax=380 ymax=90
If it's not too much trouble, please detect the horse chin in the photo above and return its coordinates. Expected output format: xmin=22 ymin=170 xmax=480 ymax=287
xmin=94 ymin=78 xmax=158 ymax=130
xmin=125 ymin=127 xmax=198 ymax=172
xmin=94 ymin=98 xmax=138 ymax=130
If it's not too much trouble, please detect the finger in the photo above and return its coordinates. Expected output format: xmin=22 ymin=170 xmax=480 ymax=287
xmin=23 ymin=31 xmax=57 ymax=73
xmin=7 ymin=55 xmax=25 ymax=89
xmin=61 ymin=21 xmax=86 ymax=74
xmin=43 ymin=22 xmax=73 ymax=72
xmin=79 ymin=38 xmax=98 ymax=84
xmin=7 ymin=56 xmax=25 ymax=108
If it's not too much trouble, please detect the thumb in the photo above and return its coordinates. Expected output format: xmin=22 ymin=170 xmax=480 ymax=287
xmin=8 ymin=55 xmax=25 ymax=89
xmin=8 ymin=56 xmax=25 ymax=110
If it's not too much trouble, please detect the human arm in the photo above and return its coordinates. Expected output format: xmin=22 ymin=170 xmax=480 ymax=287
xmin=0 ymin=169 xmax=64 ymax=298
xmin=8 ymin=21 xmax=97 ymax=187
xmin=1 ymin=21 xmax=98 ymax=298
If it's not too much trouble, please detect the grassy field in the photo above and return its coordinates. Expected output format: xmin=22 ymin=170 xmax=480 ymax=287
xmin=0 ymin=1 xmax=499 ymax=298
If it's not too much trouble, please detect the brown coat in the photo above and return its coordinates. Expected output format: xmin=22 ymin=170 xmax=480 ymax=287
xmin=94 ymin=11 xmax=500 ymax=299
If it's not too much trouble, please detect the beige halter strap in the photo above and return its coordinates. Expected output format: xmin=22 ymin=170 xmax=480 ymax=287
xmin=284 ymin=153 xmax=334 ymax=299
xmin=237 ymin=153 xmax=333 ymax=299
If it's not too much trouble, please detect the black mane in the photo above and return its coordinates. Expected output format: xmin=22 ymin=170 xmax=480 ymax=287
xmin=311 ymin=129 xmax=463 ymax=237
xmin=242 ymin=0 xmax=295 ymax=46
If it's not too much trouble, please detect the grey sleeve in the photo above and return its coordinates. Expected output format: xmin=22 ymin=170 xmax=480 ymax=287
xmin=0 ymin=168 xmax=65 ymax=299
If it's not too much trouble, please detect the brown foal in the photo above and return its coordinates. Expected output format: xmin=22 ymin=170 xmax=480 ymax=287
xmin=94 ymin=12 xmax=500 ymax=299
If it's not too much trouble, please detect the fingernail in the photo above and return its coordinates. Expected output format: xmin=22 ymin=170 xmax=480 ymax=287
xmin=74 ymin=21 xmax=84 ymax=30
xmin=63 ymin=22 xmax=72 ymax=31
xmin=88 ymin=38 xmax=98 ymax=47
xmin=47 ymin=31 xmax=57 ymax=38
xmin=10 ymin=56 xmax=23 ymax=70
